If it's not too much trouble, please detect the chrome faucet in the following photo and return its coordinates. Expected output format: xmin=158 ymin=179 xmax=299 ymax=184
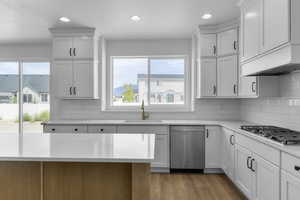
xmin=141 ymin=100 xmax=149 ymax=120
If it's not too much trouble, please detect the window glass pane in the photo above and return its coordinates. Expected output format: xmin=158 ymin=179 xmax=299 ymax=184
xmin=23 ymin=62 xmax=50 ymax=133
xmin=0 ymin=62 xmax=19 ymax=133
xmin=113 ymin=58 xmax=148 ymax=106
xmin=150 ymin=59 xmax=185 ymax=104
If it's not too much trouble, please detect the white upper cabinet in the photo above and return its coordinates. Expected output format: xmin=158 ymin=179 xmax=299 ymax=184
xmin=72 ymin=37 xmax=94 ymax=60
xmin=49 ymin=27 xmax=99 ymax=99
xmin=205 ymin=126 xmax=221 ymax=169
xmin=240 ymin=0 xmax=261 ymax=61
xmin=217 ymin=55 xmax=238 ymax=97
xmin=217 ymin=29 xmax=238 ymax=56
xmin=199 ymin=34 xmax=217 ymax=57
xmin=198 ymin=58 xmax=217 ymax=97
xmin=52 ymin=37 xmax=73 ymax=59
xmin=239 ymin=76 xmax=257 ymax=97
xmin=262 ymin=0 xmax=289 ymax=52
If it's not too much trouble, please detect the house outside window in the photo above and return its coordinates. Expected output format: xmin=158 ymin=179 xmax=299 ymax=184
xmin=108 ymin=56 xmax=190 ymax=111
xmin=41 ymin=93 xmax=48 ymax=103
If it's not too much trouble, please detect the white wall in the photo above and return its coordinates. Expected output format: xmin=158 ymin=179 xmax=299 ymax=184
xmin=240 ymin=72 xmax=300 ymax=131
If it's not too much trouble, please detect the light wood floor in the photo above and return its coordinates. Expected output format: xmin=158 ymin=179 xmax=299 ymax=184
xmin=151 ymin=173 xmax=247 ymax=200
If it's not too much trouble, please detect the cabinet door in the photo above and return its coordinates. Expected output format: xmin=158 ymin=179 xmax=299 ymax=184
xmin=281 ymin=171 xmax=300 ymax=200
xmin=239 ymin=76 xmax=257 ymax=97
xmin=217 ymin=29 xmax=238 ymax=56
xmin=199 ymin=34 xmax=217 ymax=57
xmin=199 ymin=58 xmax=217 ymax=97
xmin=52 ymin=61 xmax=73 ymax=98
xmin=72 ymin=37 xmax=94 ymax=60
xmin=52 ymin=37 xmax=73 ymax=59
xmin=222 ymin=128 xmax=235 ymax=180
xmin=151 ymin=134 xmax=169 ymax=168
xmin=252 ymin=155 xmax=280 ymax=200
xmin=240 ymin=0 xmax=261 ymax=61
xmin=205 ymin=126 xmax=221 ymax=169
xmin=263 ymin=0 xmax=289 ymax=52
xmin=235 ymin=144 xmax=253 ymax=199
xmin=217 ymin=55 xmax=238 ymax=97
xmin=73 ymin=61 xmax=93 ymax=98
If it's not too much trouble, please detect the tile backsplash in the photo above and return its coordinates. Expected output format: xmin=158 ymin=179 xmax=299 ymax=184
xmin=240 ymin=71 xmax=300 ymax=131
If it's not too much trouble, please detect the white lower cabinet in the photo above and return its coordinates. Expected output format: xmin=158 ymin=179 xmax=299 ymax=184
xmin=235 ymin=144 xmax=253 ymax=199
xmin=235 ymin=143 xmax=280 ymax=200
xmin=222 ymin=128 xmax=235 ymax=181
xmin=281 ymin=170 xmax=300 ymax=200
xmin=205 ymin=126 xmax=221 ymax=169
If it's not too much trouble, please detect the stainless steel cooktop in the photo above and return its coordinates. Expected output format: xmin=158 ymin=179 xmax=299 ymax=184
xmin=240 ymin=125 xmax=300 ymax=145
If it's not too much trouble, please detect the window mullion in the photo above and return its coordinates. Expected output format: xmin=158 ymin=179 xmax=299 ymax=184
xmin=18 ymin=61 xmax=23 ymax=135
xmin=147 ymin=58 xmax=151 ymax=106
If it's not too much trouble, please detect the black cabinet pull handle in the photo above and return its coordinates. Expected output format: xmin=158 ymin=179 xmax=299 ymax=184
xmin=51 ymin=128 xmax=55 ymax=131
xmin=69 ymin=48 xmax=72 ymax=57
xmin=213 ymin=85 xmax=217 ymax=95
xmin=229 ymin=135 xmax=234 ymax=145
xmin=213 ymin=45 xmax=217 ymax=55
xmin=251 ymin=82 xmax=256 ymax=93
xmin=250 ymin=158 xmax=255 ymax=172
xmin=234 ymin=41 xmax=237 ymax=50
xmin=233 ymin=84 xmax=237 ymax=94
xmin=73 ymin=87 xmax=76 ymax=95
xmin=206 ymin=129 xmax=209 ymax=138
xmin=73 ymin=48 xmax=76 ymax=56
xmin=295 ymin=166 xmax=300 ymax=171
xmin=74 ymin=128 xmax=78 ymax=132
xmin=70 ymin=87 xmax=72 ymax=95
xmin=247 ymin=156 xmax=251 ymax=169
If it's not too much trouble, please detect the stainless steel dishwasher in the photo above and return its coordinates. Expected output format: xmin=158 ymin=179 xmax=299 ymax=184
xmin=170 ymin=126 xmax=205 ymax=172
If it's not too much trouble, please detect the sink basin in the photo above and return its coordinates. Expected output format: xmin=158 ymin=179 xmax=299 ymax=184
xmin=124 ymin=120 xmax=163 ymax=123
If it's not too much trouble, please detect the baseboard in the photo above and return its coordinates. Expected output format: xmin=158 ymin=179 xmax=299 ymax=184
xmin=204 ymin=168 xmax=224 ymax=174
xmin=151 ymin=167 xmax=170 ymax=173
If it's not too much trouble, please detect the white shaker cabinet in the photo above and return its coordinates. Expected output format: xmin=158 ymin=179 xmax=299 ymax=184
xmin=262 ymin=0 xmax=289 ymax=52
xmin=198 ymin=58 xmax=217 ymax=97
xmin=199 ymin=34 xmax=217 ymax=57
xmin=281 ymin=171 xmax=300 ymax=200
xmin=217 ymin=55 xmax=238 ymax=97
xmin=217 ymin=29 xmax=238 ymax=56
xmin=49 ymin=27 xmax=99 ymax=99
xmin=252 ymin=155 xmax=280 ymax=200
xmin=222 ymin=128 xmax=235 ymax=181
xmin=205 ymin=126 xmax=221 ymax=169
xmin=235 ymin=144 xmax=253 ymax=199
xmin=240 ymin=0 xmax=261 ymax=62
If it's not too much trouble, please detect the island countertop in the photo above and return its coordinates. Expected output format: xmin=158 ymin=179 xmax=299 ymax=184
xmin=0 ymin=133 xmax=155 ymax=163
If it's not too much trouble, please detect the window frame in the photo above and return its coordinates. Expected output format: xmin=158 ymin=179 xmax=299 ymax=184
xmin=0 ymin=58 xmax=50 ymax=134
xmin=106 ymin=55 xmax=191 ymax=112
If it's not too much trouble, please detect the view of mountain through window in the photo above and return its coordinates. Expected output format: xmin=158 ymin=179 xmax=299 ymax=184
xmin=112 ymin=57 xmax=185 ymax=107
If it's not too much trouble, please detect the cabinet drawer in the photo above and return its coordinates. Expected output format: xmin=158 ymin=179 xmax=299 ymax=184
xmin=235 ymin=133 xmax=280 ymax=165
xmin=282 ymin=152 xmax=300 ymax=179
xmin=117 ymin=125 xmax=169 ymax=135
xmin=44 ymin=125 xmax=87 ymax=133
xmin=87 ymin=125 xmax=117 ymax=133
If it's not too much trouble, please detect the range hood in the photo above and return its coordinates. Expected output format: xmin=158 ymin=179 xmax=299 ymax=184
xmin=241 ymin=44 xmax=300 ymax=76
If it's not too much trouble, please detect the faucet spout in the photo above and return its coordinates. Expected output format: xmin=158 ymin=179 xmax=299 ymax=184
xmin=141 ymin=100 xmax=149 ymax=120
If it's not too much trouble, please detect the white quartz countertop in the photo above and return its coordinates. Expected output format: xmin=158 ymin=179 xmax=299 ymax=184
xmin=43 ymin=119 xmax=300 ymax=159
xmin=0 ymin=133 xmax=155 ymax=163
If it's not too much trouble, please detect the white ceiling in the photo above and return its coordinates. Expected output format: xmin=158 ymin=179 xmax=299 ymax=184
xmin=0 ymin=0 xmax=240 ymax=43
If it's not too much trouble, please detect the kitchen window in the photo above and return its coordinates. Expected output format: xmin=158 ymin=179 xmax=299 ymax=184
xmin=0 ymin=61 xmax=50 ymax=134
xmin=108 ymin=56 xmax=190 ymax=111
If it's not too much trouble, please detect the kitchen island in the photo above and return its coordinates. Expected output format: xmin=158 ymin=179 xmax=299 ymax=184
xmin=0 ymin=133 xmax=155 ymax=200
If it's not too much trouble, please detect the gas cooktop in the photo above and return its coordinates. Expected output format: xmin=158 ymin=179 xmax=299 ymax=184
xmin=240 ymin=125 xmax=300 ymax=145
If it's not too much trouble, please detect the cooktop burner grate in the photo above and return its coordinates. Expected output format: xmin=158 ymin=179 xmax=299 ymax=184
xmin=240 ymin=125 xmax=300 ymax=145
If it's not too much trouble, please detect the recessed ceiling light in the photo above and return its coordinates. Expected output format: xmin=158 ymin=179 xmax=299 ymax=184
xmin=59 ymin=17 xmax=71 ymax=23
xmin=202 ymin=13 xmax=212 ymax=20
xmin=131 ymin=15 xmax=141 ymax=22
